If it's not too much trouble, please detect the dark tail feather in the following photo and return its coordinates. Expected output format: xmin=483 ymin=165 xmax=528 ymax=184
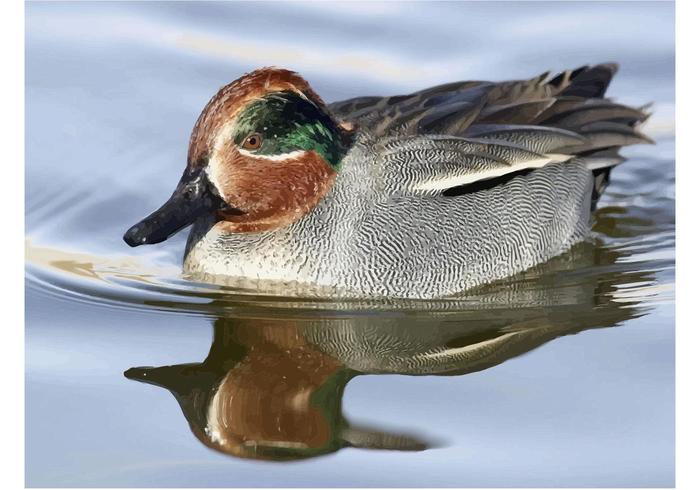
xmin=560 ymin=63 xmax=619 ymax=98
xmin=539 ymin=64 xmax=652 ymax=157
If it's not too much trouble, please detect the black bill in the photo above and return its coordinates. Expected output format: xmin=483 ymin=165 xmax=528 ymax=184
xmin=123 ymin=167 xmax=231 ymax=247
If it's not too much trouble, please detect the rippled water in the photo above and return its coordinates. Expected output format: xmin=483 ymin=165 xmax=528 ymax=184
xmin=26 ymin=1 xmax=675 ymax=487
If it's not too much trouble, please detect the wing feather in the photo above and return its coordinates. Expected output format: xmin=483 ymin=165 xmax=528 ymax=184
xmin=330 ymin=63 xmax=651 ymax=195
xmin=379 ymin=136 xmax=571 ymax=194
xmin=464 ymin=124 xmax=588 ymax=153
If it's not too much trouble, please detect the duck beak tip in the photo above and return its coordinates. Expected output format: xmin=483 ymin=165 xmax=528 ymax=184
xmin=123 ymin=227 xmax=145 ymax=247
xmin=122 ymin=167 xmax=225 ymax=248
xmin=123 ymin=223 xmax=166 ymax=247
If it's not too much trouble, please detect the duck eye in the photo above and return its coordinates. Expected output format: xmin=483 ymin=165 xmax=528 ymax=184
xmin=242 ymin=133 xmax=262 ymax=150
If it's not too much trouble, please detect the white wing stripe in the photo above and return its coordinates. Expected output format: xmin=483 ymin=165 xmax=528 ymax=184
xmin=412 ymin=153 xmax=570 ymax=191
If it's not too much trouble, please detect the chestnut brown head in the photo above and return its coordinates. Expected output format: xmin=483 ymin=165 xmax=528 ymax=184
xmin=124 ymin=67 xmax=353 ymax=246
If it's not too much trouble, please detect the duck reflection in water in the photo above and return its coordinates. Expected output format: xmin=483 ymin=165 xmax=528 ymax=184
xmin=125 ymin=240 xmax=651 ymax=462
xmin=126 ymin=318 xmax=428 ymax=461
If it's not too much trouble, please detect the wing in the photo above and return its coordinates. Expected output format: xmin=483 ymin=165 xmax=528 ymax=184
xmin=331 ymin=63 xmax=651 ymax=194
xmin=377 ymin=134 xmax=576 ymax=195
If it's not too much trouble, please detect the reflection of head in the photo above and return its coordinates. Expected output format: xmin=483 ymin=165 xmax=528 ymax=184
xmin=126 ymin=319 xmax=427 ymax=461
xmin=201 ymin=339 xmax=346 ymax=460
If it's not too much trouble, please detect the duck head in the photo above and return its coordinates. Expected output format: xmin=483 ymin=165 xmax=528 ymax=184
xmin=124 ymin=67 xmax=353 ymax=246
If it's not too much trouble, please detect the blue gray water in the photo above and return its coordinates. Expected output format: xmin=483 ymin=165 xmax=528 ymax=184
xmin=26 ymin=1 xmax=674 ymax=487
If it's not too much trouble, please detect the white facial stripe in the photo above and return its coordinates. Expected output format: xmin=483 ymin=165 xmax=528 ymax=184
xmin=205 ymin=121 xmax=243 ymax=197
xmin=238 ymin=149 xmax=306 ymax=161
xmin=205 ymin=155 xmax=225 ymax=197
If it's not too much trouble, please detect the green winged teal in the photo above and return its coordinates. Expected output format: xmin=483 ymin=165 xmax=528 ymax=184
xmin=123 ymin=64 xmax=651 ymax=298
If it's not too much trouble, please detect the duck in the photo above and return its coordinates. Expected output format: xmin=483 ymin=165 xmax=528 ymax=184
xmin=123 ymin=63 xmax=651 ymax=299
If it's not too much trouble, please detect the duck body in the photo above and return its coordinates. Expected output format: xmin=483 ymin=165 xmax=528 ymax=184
xmin=125 ymin=64 xmax=650 ymax=299
xmin=184 ymin=136 xmax=593 ymax=297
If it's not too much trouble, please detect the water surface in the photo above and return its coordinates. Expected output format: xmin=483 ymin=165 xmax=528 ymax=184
xmin=26 ymin=1 xmax=675 ymax=487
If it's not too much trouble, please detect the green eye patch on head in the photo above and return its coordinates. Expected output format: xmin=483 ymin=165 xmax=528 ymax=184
xmin=232 ymin=91 xmax=349 ymax=169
